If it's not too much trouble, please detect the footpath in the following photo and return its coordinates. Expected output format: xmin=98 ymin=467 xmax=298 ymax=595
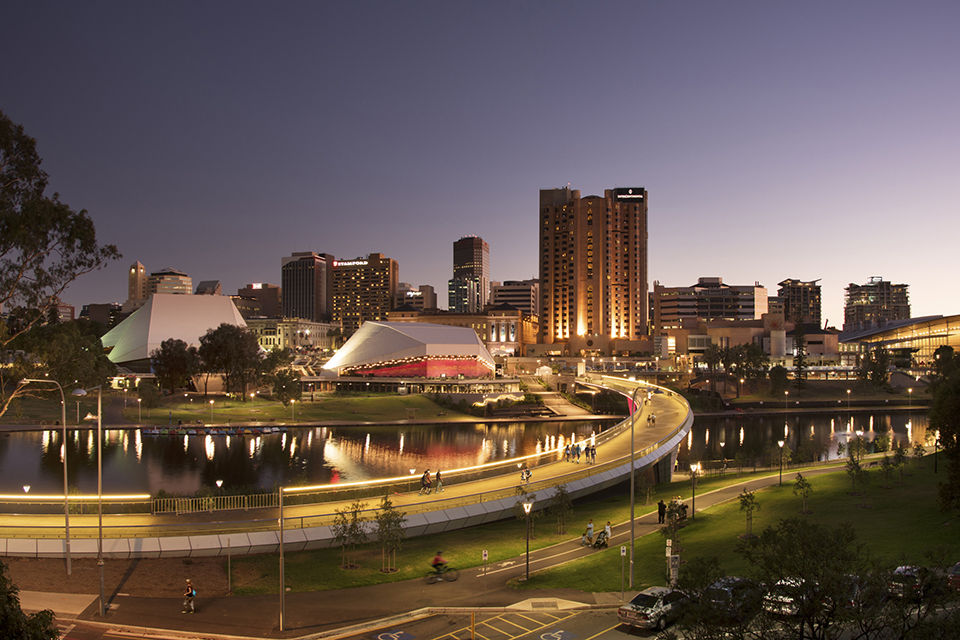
xmin=20 ymin=461 xmax=852 ymax=640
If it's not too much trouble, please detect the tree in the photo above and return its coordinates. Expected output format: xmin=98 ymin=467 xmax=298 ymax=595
xmin=0 ymin=110 xmax=120 ymax=419
xmin=332 ymin=501 xmax=368 ymax=569
xmin=930 ymin=363 xmax=960 ymax=511
xmin=858 ymin=345 xmax=890 ymax=388
xmin=738 ymin=488 xmax=759 ymax=538
xmin=892 ymin=442 xmax=908 ymax=483
xmin=769 ymin=365 xmax=788 ymax=396
xmin=702 ymin=343 xmax=723 ymax=390
xmin=198 ymin=324 xmax=262 ymax=398
xmin=912 ymin=441 xmax=927 ymax=467
xmin=138 ymin=379 xmax=161 ymax=409
xmin=739 ymin=342 xmax=769 ymax=380
xmin=270 ymin=369 xmax=302 ymax=406
xmin=793 ymin=473 xmax=813 ymax=514
xmin=150 ymin=338 xmax=200 ymax=394
xmin=374 ymin=495 xmax=405 ymax=573
xmin=845 ymin=448 xmax=868 ymax=494
xmin=792 ymin=326 xmax=808 ymax=389
xmin=879 ymin=455 xmax=895 ymax=487
xmin=549 ymin=483 xmax=573 ymax=535
xmin=0 ymin=559 xmax=57 ymax=640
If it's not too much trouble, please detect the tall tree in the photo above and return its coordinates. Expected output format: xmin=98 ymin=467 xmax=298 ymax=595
xmin=739 ymin=488 xmax=760 ymax=538
xmin=374 ymin=495 xmax=405 ymax=573
xmin=930 ymin=366 xmax=960 ymax=511
xmin=0 ymin=110 xmax=120 ymax=418
xmin=793 ymin=473 xmax=813 ymax=514
xmin=150 ymin=338 xmax=200 ymax=394
xmin=198 ymin=324 xmax=261 ymax=398
xmin=0 ymin=559 xmax=58 ymax=640
xmin=792 ymin=326 xmax=808 ymax=389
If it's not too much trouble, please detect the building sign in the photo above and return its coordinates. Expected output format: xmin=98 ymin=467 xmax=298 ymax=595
xmin=334 ymin=260 xmax=369 ymax=267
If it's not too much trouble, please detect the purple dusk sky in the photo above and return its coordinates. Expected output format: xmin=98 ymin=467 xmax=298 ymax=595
xmin=2 ymin=1 xmax=958 ymax=328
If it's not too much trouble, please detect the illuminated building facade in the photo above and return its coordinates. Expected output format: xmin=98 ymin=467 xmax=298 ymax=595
xmin=127 ymin=261 xmax=148 ymax=309
xmin=245 ymin=317 xmax=338 ymax=352
xmin=281 ymin=251 xmax=334 ymax=322
xmin=652 ymin=277 xmax=768 ymax=333
xmin=448 ymin=235 xmax=489 ymax=313
xmin=395 ymin=283 xmax=437 ymax=311
xmin=332 ymin=253 xmax=398 ymax=335
xmin=539 ymin=186 xmax=648 ymax=353
xmin=843 ymin=277 xmax=910 ymax=332
xmin=839 ymin=314 xmax=956 ymax=369
xmin=388 ymin=305 xmax=538 ymax=357
xmin=236 ymin=282 xmax=282 ymax=318
xmin=147 ymin=267 xmax=192 ymax=296
xmin=777 ymin=278 xmax=822 ymax=326
xmin=491 ymin=279 xmax=539 ymax=316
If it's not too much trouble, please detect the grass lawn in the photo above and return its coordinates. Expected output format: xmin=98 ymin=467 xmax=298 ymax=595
xmin=525 ymin=461 xmax=958 ymax=593
xmin=229 ymin=458 xmax=957 ymax=595
xmin=123 ymin=393 xmax=473 ymax=424
xmin=0 ymin=395 xmax=102 ymax=425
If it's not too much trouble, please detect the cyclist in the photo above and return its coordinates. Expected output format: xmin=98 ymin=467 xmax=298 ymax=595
xmin=431 ymin=550 xmax=447 ymax=573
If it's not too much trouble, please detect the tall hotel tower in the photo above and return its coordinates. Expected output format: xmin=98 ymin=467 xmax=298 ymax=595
xmin=539 ymin=186 xmax=648 ymax=351
xmin=448 ymin=236 xmax=490 ymax=313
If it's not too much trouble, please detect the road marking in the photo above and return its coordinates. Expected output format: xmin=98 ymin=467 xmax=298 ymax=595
xmin=377 ymin=632 xmax=415 ymax=640
xmin=515 ymin=613 xmax=547 ymax=625
xmin=582 ymin=623 xmax=620 ymax=640
xmin=499 ymin=617 xmax=536 ymax=632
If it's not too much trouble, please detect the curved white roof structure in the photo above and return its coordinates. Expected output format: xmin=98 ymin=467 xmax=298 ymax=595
xmin=323 ymin=321 xmax=495 ymax=374
xmin=101 ymin=294 xmax=246 ymax=365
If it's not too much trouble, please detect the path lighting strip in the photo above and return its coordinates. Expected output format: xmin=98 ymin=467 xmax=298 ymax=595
xmin=284 ymin=377 xmax=665 ymax=495
xmin=0 ymin=493 xmax=151 ymax=501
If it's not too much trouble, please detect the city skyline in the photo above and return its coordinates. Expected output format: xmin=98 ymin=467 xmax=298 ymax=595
xmin=2 ymin=2 xmax=958 ymax=327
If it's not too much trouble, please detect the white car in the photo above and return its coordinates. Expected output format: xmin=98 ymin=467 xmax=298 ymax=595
xmin=618 ymin=586 xmax=689 ymax=630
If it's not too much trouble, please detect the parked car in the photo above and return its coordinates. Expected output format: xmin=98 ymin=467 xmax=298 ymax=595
xmin=887 ymin=566 xmax=945 ymax=601
xmin=948 ymin=563 xmax=960 ymax=591
xmin=618 ymin=586 xmax=690 ymax=631
xmin=703 ymin=576 xmax=763 ymax=623
xmin=763 ymin=578 xmax=808 ymax=616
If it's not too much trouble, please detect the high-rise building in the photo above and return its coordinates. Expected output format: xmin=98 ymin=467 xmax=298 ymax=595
xmin=395 ymin=283 xmax=437 ymax=311
xmin=491 ymin=279 xmax=539 ymax=316
xmin=651 ymin=277 xmax=768 ymax=333
xmin=236 ymin=283 xmax=282 ymax=318
xmin=147 ymin=268 xmax=192 ymax=296
xmin=448 ymin=236 xmax=489 ymax=313
xmin=125 ymin=261 xmax=148 ymax=311
xmin=332 ymin=253 xmax=398 ymax=335
xmin=777 ymin=279 xmax=822 ymax=327
xmin=843 ymin=277 xmax=910 ymax=332
xmin=195 ymin=280 xmax=222 ymax=296
xmin=79 ymin=303 xmax=123 ymax=328
xmin=539 ymin=186 xmax=648 ymax=349
xmin=281 ymin=252 xmax=334 ymax=322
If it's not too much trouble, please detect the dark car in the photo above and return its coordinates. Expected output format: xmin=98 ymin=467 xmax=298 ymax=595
xmin=618 ymin=586 xmax=690 ymax=631
xmin=887 ymin=566 xmax=945 ymax=601
xmin=703 ymin=576 xmax=763 ymax=623
xmin=763 ymin=578 xmax=808 ymax=616
xmin=948 ymin=563 xmax=960 ymax=591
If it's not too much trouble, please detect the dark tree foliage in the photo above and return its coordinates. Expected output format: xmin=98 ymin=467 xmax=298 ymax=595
xmin=768 ymin=365 xmax=788 ymax=396
xmin=150 ymin=338 xmax=200 ymax=393
xmin=930 ymin=366 xmax=960 ymax=511
xmin=858 ymin=345 xmax=890 ymax=388
xmin=792 ymin=326 xmax=807 ymax=389
xmin=198 ymin=324 xmax=262 ymax=398
xmin=0 ymin=559 xmax=58 ymax=640
xmin=1 ymin=110 xmax=120 ymax=417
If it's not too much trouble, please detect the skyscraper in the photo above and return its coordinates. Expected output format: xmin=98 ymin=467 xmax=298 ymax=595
xmin=539 ymin=186 xmax=648 ymax=351
xmin=147 ymin=267 xmax=192 ymax=295
xmin=491 ymin=279 xmax=539 ymax=315
xmin=332 ymin=253 xmax=398 ymax=335
xmin=281 ymin=252 xmax=334 ymax=322
xmin=448 ymin=236 xmax=489 ymax=313
xmin=777 ymin=279 xmax=822 ymax=326
xmin=124 ymin=261 xmax=148 ymax=311
xmin=843 ymin=277 xmax=910 ymax=332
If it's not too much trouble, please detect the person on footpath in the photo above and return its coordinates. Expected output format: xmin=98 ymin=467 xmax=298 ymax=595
xmin=575 ymin=443 xmax=581 ymax=463
xmin=585 ymin=519 xmax=594 ymax=544
xmin=604 ymin=520 xmax=612 ymax=540
xmin=434 ymin=469 xmax=444 ymax=493
xmin=564 ymin=444 xmax=570 ymax=462
xmin=657 ymin=499 xmax=666 ymax=524
xmin=182 ymin=579 xmax=196 ymax=614
xmin=420 ymin=469 xmax=432 ymax=495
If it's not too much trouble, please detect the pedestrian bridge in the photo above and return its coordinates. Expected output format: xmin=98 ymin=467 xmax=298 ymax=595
xmin=0 ymin=375 xmax=693 ymax=559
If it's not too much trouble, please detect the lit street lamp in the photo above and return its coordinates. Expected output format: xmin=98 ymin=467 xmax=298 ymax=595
xmin=290 ymin=399 xmax=296 ymax=422
xmin=522 ymin=500 xmax=534 ymax=580
xmin=209 ymin=399 xmax=214 ymax=423
xmin=846 ymin=388 xmax=851 ymax=411
xmin=21 ymin=378 xmax=71 ymax=575
xmin=784 ymin=390 xmax=789 ymax=411
xmin=23 ymin=485 xmax=30 ymax=494
xmin=628 ymin=385 xmax=644 ymax=588
xmin=136 ymin=397 xmax=142 ymax=423
xmin=689 ymin=462 xmax=700 ymax=519
xmin=738 ymin=378 xmax=744 ymax=398
xmin=908 ymin=387 xmax=913 ymax=408
xmin=855 ymin=430 xmax=864 ymax=463
xmin=777 ymin=440 xmax=785 ymax=486
xmin=72 ymin=386 xmax=105 ymax=616
xmin=278 ymin=485 xmax=286 ymax=631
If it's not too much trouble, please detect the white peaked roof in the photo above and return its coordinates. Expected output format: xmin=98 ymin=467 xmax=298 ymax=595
xmin=101 ymin=294 xmax=247 ymax=364
xmin=323 ymin=321 xmax=495 ymax=372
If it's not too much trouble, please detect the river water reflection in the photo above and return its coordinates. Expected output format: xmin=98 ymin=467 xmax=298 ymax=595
xmin=0 ymin=411 xmax=933 ymax=496
xmin=0 ymin=420 xmax=610 ymax=495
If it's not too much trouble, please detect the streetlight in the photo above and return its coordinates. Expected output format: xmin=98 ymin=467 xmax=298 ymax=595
xmin=739 ymin=378 xmax=744 ymax=398
xmin=908 ymin=388 xmax=913 ymax=408
xmin=21 ymin=378 xmax=71 ymax=575
xmin=784 ymin=390 xmax=789 ymax=411
xmin=719 ymin=440 xmax=726 ymax=474
xmin=522 ymin=500 xmax=534 ymax=580
xmin=855 ymin=430 xmax=864 ymax=463
xmin=846 ymin=388 xmax=851 ymax=411
xmin=628 ymin=385 xmax=644 ymax=588
xmin=290 ymin=399 xmax=296 ymax=422
xmin=72 ymin=386 xmax=104 ymax=616
xmin=209 ymin=399 xmax=214 ymax=423
xmin=278 ymin=485 xmax=286 ymax=631
xmin=689 ymin=463 xmax=700 ymax=519
xmin=136 ymin=397 xmax=142 ymax=423
xmin=777 ymin=440 xmax=785 ymax=486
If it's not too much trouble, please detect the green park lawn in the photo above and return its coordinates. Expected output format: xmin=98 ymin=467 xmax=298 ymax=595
xmin=229 ymin=457 xmax=958 ymax=595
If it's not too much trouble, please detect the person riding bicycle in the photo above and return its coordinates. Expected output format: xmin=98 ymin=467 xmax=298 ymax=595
xmin=431 ymin=550 xmax=447 ymax=573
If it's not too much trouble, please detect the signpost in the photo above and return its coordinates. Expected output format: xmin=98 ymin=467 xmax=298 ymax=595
xmin=620 ymin=545 xmax=627 ymax=600
xmin=482 ymin=549 xmax=488 ymax=576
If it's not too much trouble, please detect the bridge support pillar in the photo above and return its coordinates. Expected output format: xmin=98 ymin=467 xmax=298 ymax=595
xmin=653 ymin=448 xmax=679 ymax=484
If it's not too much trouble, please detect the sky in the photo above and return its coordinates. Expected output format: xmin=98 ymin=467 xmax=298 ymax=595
xmin=2 ymin=1 xmax=958 ymax=328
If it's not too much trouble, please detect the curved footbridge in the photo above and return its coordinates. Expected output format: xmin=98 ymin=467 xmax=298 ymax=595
xmin=0 ymin=375 xmax=692 ymax=559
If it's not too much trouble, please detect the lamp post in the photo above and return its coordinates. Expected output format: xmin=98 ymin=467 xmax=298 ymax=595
xmin=719 ymin=440 xmax=726 ymax=475
xmin=22 ymin=378 xmax=71 ymax=575
xmin=855 ymin=430 xmax=864 ymax=463
xmin=209 ymin=399 xmax=214 ymax=423
xmin=689 ymin=463 xmax=700 ymax=519
xmin=290 ymin=399 xmax=296 ymax=422
xmin=738 ymin=378 xmax=744 ymax=398
xmin=136 ymin=397 xmax=142 ymax=423
xmin=908 ymin=388 xmax=913 ymax=408
xmin=777 ymin=440 xmax=785 ymax=486
xmin=784 ymin=390 xmax=789 ymax=411
xmin=522 ymin=500 xmax=533 ymax=580
xmin=72 ymin=386 xmax=104 ymax=616
xmin=279 ymin=485 xmax=286 ymax=631
xmin=846 ymin=388 xmax=851 ymax=411
xmin=628 ymin=385 xmax=643 ymax=588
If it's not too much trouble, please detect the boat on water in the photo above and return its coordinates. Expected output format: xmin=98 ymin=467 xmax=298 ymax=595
xmin=142 ymin=425 xmax=287 ymax=437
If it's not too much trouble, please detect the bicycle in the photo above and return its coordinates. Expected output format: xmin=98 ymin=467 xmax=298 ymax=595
xmin=424 ymin=564 xmax=460 ymax=584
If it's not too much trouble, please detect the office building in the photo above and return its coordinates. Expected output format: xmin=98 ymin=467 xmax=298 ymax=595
xmin=491 ymin=279 xmax=539 ymax=316
xmin=843 ymin=277 xmax=910 ymax=332
xmin=80 ymin=303 xmax=123 ymax=328
xmin=449 ymin=236 xmax=489 ymax=313
xmin=236 ymin=283 xmax=282 ymax=318
xmin=281 ymin=252 xmax=334 ymax=322
xmin=539 ymin=186 xmax=648 ymax=353
xmin=777 ymin=279 xmax=822 ymax=326
xmin=332 ymin=253 xmax=398 ymax=335
xmin=652 ymin=277 xmax=768 ymax=333
xmin=124 ymin=261 xmax=148 ymax=311
xmin=147 ymin=268 xmax=192 ymax=296
xmin=195 ymin=280 xmax=222 ymax=296
xmin=395 ymin=283 xmax=437 ymax=312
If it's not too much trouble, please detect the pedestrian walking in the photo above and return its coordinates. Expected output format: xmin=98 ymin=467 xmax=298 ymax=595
xmin=182 ymin=579 xmax=196 ymax=614
xmin=563 ymin=444 xmax=570 ymax=462
xmin=434 ymin=469 xmax=444 ymax=493
xmin=420 ymin=469 xmax=432 ymax=495
xmin=591 ymin=445 xmax=597 ymax=464
xmin=604 ymin=520 xmax=612 ymax=539
xmin=657 ymin=499 xmax=666 ymax=524
xmin=585 ymin=519 xmax=594 ymax=544
xmin=575 ymin=444 xmax=581 ymax=463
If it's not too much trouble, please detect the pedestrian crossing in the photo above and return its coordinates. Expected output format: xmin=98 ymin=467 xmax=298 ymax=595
xmin=432 ymin=611 xmax=582 ymax=640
